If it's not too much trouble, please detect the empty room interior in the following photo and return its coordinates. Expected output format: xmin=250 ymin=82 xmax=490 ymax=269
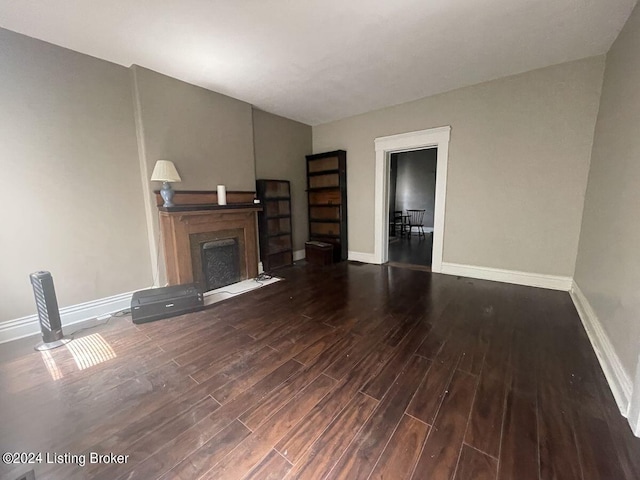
xmin=1 ymin=1 xmax=640 ymax=479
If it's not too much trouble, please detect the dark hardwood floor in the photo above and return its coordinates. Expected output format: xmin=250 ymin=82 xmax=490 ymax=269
xmin=388 ymin=233 xmax=433 ymax=268
xmin=1 ymin=262 xmax=639 ymax=480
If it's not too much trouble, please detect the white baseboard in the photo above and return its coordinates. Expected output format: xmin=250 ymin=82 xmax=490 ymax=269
xmin=293 ymin=249 xmax=305 ymax=261
xmin=570 ymin=281 xmax=632 ymax=417
xmin=0 ymin=290 xmax=137 ymax=344
xmin=348 ymin=251 xmax=378 ymax=264
xmin=440 ymin=262 xmax=572 ymax=291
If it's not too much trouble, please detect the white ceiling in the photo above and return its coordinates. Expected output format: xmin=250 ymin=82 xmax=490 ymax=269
xmin=0 ymin=0 xmax=636 ymax=125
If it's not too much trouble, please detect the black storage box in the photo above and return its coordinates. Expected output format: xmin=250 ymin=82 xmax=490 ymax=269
xmin=131 ymin=283 xmax=204 ymax=324
xmin=305 ymin=241 xmax=334 ymax=266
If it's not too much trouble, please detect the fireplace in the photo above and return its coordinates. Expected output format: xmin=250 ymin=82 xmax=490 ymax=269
xmin=200 ymin=238 xmax=241 ymax=290
xmin=188 ymin=228 xmax=247 ymax=291
xmin=156 ymin=191 xmax=261 ymax=289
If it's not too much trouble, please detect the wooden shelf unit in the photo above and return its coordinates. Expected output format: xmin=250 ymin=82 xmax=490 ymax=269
xmin=306 ymin=150 xmax=347 ymax=262
xmin=256 ymin=179 xmax=293 ymax=271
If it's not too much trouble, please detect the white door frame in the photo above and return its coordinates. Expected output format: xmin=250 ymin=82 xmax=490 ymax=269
xmin=373 ymin=126 xmax=451 ymax=272
xmin=628 ymin=356 xmax=640 ymax=436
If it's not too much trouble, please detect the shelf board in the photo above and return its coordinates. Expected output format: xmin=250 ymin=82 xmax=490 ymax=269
xmin=265 ymin=214 xmax=291 ymax=219
xmin=308 ymin=169 xmax=340 ymax=177
xmin=266 ymin=247 xmax=293 ymax=255
xmin=265 ymin=262 xmax=293 ymax=271
xmin=306 ymin=150 xmax=345 ymax=160
xmin=310 ymin=233 xmax=340 ymax=239
xmin=307 ymin=186 xmax=340 ymax=192
xmin=308 ymin=203 xmax=341 ymax=207
xmin=309 ymin=219 xmax=339 ymax=224
xmin=263 ymin=197 xmax=291 ymax=201
xmin=266 ymin=231 xmax=292 ymax=238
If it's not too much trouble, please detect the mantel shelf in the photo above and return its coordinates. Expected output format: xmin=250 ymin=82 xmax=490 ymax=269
xmin=159 ymin=203 xmax=262 ymax=213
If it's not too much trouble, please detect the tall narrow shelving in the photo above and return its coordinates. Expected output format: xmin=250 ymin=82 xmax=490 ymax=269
xmin=306 ymin=150 xmax=347 ymax=262
xmin=256 ymin=180 xmax=293 ymax=271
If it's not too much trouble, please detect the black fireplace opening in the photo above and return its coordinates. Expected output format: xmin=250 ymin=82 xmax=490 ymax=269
xmin=201 ymin=238 xmax=241 ymax=291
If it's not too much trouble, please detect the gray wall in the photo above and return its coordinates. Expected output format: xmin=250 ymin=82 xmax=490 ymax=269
xmin=313 ymin=56 xmax=605 ymax=277
xmin=393 ymin=149 xmax=437 ymax=228
xmin=0 ymin=28 xmax=311 ymax=325
xmin=253 ymin=109 xmax=312 ymax=252
xmin=131 ymin=66 xmax=256 ymax=282
xmin=574 ymin=3 xmax=640 ymax=377
xmin=131 ymin=66 xmax=255 ymax=192
xmin=0 ymin=28 xmax=151 ymax=321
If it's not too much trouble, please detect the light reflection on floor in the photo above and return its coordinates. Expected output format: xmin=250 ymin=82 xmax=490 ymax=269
xmin=40 ymin=333 xmax=117 ymax=380
xmin=67 ymin=333 xmax=117 ymax=370
xmin=40 ymin=349 xmax=63 ymax=381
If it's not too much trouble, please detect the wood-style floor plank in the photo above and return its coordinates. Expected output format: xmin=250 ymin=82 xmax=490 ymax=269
xmin=1 ymin=262 xmax=639 ymax=480
xmin=284 ymin=393 xmax=378 ymax=480
xmin=118 ymin=359 xmax=303 ymax=480
xmin=464 ymin=369 xmax=507 ymax=458
xmin=412 ymin=369 xmax=478 ymax=479
xmin=405 ymin=359 xmax=452 ymax=425
xmin=242 ymin=449 xmax=292 ymax=480
xmin=454 ymin=444 xmax=498 ymax=480
xmin=275 ymin=340 xmax=394 ymax=463
xmin=239 ymin=333 xmax=361 ymax=431
xmin=201 ymin=374 xmax=336 ymax=479
xmin=497 ymin=368 xmax=539 ymax=480
xmin=327 ymin=354 xmax=430 ymax=479
xmin=536 ymin=346 xmax=582 ymax=480
xmin=572 ymin=412 xmax=627 ymax=480
xmin=88 ymin=396 xmax=221 ymax=478
xmin=361 ymin=321 xmax=432 ymax=399
xmin=368 ymin=414 xmax=430 ymax=480
xmin=160 ymin=419 xmax=251 ymax=480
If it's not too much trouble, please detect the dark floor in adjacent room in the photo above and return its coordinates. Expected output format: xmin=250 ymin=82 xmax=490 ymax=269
xmin=388 ymin=232 xmax=433 ymax=268
xmin=1 ymin=262 xmax=639 ymax=480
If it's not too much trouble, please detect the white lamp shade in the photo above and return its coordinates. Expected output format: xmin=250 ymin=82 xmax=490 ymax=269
xmin=150 ymin=160 xmax=182 ymax=182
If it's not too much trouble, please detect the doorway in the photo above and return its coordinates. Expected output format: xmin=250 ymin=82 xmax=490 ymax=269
xmin=373 ymin=126 xmax=451 ymax=272
xmin=388 ymin=148 xmax=437 ymax=269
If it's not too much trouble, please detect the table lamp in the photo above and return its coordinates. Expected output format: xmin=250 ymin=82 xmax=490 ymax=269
xmin=151 ymin=160 xmax=182 ymax=207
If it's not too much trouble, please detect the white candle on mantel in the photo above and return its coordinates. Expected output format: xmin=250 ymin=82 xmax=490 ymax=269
xmin=217 ymin=185 xmax=227 ymax=205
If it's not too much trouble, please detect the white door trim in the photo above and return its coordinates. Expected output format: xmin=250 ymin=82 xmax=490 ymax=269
xmin=373 ymin=126 xmax=451 ymax=271
xmin=629 ymin=357 xmax=640 ymax=436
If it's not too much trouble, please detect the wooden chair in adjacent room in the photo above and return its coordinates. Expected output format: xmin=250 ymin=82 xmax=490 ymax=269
xmin=405 ymin=209 xmax=426 ymax=238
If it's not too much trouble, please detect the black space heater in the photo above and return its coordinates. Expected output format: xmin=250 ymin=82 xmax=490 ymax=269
xmin=30 ymin=271 xmax=71 ymax=351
